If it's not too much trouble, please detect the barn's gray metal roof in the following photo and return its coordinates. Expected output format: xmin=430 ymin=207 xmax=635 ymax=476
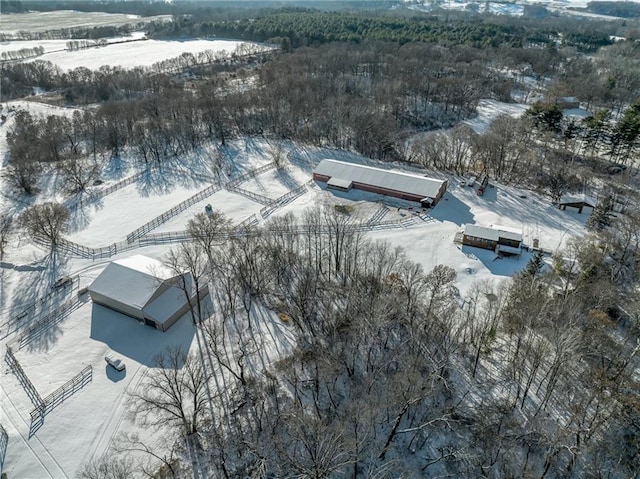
xmin=314 ymin=160 xmax=445 ymax=200
xmin=88 ymin=255 xmax=194 ymax=326
xmin=88 ymin=255 xmax=179 ymax=310
xmin=463 ymin=224 xmax=522 ymax=242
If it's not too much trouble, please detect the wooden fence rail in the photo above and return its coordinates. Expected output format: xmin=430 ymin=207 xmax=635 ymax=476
xmin=29 ymin=365 xmax=93 ymax=436
xmin=260 ymin=181 xmax=310 ymax=219
xmin=126 ymin=183 xmax=222 ymax=243
xmin=18 ymin=298 xmax=82 ymax=350
xmin=226 ymin=161 xmax=277 ymax=188
xmin=5 ymin=346 xmax=43 ymax=408
xmin=0 ymin=274 xmax=79 ymax=340
xmin=226 ymin=185 xmax=275 ymax=206
xmin=66 ymin=170 xmax=146 ymax=215
xmin=0 ymin=420 xmax=8 ymax=474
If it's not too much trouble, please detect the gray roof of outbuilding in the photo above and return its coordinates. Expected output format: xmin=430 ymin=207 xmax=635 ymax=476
xmin=559 ymin=194 xmax=597 ymax=207
xmin=327 ymin=177 xmax=353 ymax=189
xmin=464 ymin=224 xmax=523 ymax=242
xmin=314 ymin=160 xmax=445 ymax=200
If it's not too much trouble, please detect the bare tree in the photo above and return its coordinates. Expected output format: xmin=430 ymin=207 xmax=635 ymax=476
xmin=186 ymin=211 xmax=231 ymax=270
xmin=165 ymin=242 xmax=210 ymax=325
xmin=19 ymin=202 xmax=70 ymax=248
xmin=202 ymin=308 xmax=249 ymax=387
xmin=58 ymin=158 xmax=99 ymax=194
xmin=4 ymin=161 xmax=42 ymax=195
xmin=78 ymin=454 xmax=134 ymax=479
xmin=423 ymin=264 xmax=457 ymax=320
xmin=115 ymin=432 xmax=180 ymax=479
xmin=0 ymin=213 xmax=13 ymax=261
xmin=128 ymin=347 xmax=208 ymax=436
xmin=270 ymin=141 xmax=286 ymax=169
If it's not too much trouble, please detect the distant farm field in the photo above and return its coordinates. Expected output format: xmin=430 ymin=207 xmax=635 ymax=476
xmin=0 ymin=10 xmax=170 ymax=34
xmin=19 ymin=38 xmax=270 ymax=70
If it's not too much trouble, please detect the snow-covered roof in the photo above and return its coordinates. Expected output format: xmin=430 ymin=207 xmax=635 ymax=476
xmin=463 ymin=224 xmax=522 ymax=242
xmin=562 ymin=108 xmax=591 ymax=119
xmin=497 ymin=244 xmax=523 ymax=254
xmin=112 ymin=255 xmax=174 ymax=279
xmin=89 ymin=255 xmax=178 ymax=310
xmin=327 ymin=177 xmax=353 ymax=189
xmin=314 ymin=160 xmax=445 ymax=200
xmin=143 ymin=282 xmax=191 ymax=324
xmin=559 ymin=194 xmax=597 ymax=207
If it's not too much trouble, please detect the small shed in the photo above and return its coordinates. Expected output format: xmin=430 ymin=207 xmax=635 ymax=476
xmin=88 ymin=255 xmax=202 ymax=332
xmin=558 ymin=194 xmax=596 ymax=214
xmin=557 ymin=96 xmax=580 ymax=109
xmin=326 ymin=177 xmax=353 ymax=192
xmin=462 ymin=225 xmax=523 ymax=255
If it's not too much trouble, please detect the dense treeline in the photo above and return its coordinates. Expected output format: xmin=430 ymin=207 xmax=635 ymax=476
xmin=4 ymin=41 xmax=510 ymax=187
xmin=0 ymin=24 xmax=137 ymax=42
xmin=0 ymin=0 xmax=395 ymax=16
xmin=585 ymin=1 xmax=640 ymax=18
xmin=145 ymin=9 xmax=622 ymax=53
xmin=5 ymin=37 xmax=639 ymax=199
xmin=177 ymin=11 xmax=525 ymax=48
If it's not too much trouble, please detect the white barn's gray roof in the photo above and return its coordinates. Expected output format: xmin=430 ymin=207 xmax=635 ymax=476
xmin=314 ymin=160 xmax=445 ymax=200
xmin=88 ymin=255 xmax=193 ymax=327
xmin=464 ymin=224 xmax=522 ymax=242
xmin=89 ymin=255 xmax=175 ymax=310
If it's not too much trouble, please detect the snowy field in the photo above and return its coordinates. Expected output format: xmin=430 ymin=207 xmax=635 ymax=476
xmin=0 ymin=11 xmax=169 ymax=35
xmin=0 ymin=96 xmax=593 ymax=477
xmin=463 ymin=99 xmax=528 ymax=134
xmin=153 ymin=190 xmax=264 ymax=233
xmin=409 ymin=1 xmax=525 ymax=16
xmin=21 ymin=39 xmax=269 ymax=71
xmin=0 ymin=32 xmax=147 ymax=57
xmin=404 ymin=0 xmax=638 ymax=17
xmin=65 ymin=181 xmax=209 ymax=245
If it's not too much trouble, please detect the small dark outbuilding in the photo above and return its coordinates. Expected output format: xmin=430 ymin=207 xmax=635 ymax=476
xmin=558 ymin=194 xmax=597 ymax=214
xmin=462 ymin=224 xmax=523 ymax=255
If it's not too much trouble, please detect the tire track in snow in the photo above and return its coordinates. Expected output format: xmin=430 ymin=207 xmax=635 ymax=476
xmin=86 ymin=362 xmax=149 ymax=462
xmin=0 ymin=382 xmax=67 ymax=478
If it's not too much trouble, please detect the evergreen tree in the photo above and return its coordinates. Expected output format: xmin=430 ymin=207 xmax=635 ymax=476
xmin=586 ymin=195 xmax=614 ymax=231
xmin=525 ymin=101 xmax=563 ymax=132
xmin=522 ymin=250 xmax=546 ymax=279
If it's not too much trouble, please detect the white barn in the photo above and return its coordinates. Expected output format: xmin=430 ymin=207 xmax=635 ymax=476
xmin=88 ymin=255 xmax=199 ymax=332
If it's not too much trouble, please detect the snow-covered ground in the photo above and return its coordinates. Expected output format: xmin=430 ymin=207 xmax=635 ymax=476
xmin=2 ymin=295 xmax=196 ymax=478
xmin=408 ymin=1 xmax=525 ymax=16
xmin=0 ymin=11 xmax=169 ymax=35
xmin=1 ymin=95 xmax=592 ymax=477
xmin=0 ymin=32 xmax=147 ymax=57
xmin=464 ymin=99 xmax=529 ymax=134
xmin=65 ymin=181 xmax=208 ymax=245
xmin=20 ymin=39 xmax=269 ymax=71
xmin=404 ymin=0 xmax=636 ymax=18
xmin=153 ymin=189 xmax=264 ymax=233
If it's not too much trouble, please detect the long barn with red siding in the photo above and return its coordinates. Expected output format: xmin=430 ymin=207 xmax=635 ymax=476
xmin=313 ymin=159 xmax=447 ymax=208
